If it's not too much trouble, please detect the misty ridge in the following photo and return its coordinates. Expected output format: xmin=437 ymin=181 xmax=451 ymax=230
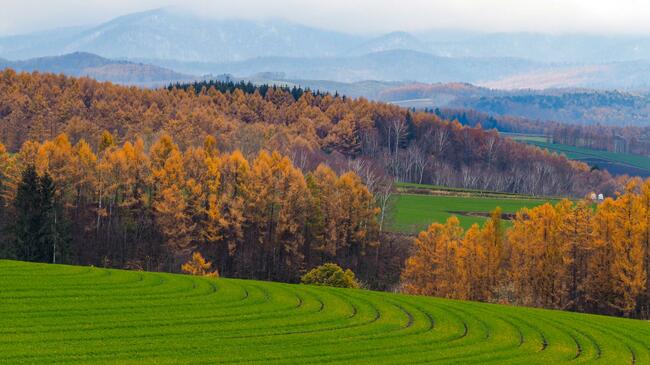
xmin=4 ymin=7 xmax=650 ymax=90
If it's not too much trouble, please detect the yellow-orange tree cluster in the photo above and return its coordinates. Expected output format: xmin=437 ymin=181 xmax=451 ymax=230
xmin=0 ymin=133 xmax=379 ymax=282
xmin=0 ymin=70 xmax=615 ymax=197
xmin=402 ymin=182 xmax=650 ymax=317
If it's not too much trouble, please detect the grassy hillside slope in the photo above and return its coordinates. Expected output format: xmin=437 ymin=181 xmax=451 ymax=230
xmin=510 ymin=137 xmax=650 ymax=177
xmin=2 ymin=260 xmax=649 ymax=364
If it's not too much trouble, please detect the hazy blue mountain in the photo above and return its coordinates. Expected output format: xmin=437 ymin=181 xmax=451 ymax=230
xmin=5 ymin=8 xmax=650 ymax=65
xmin=151 ymin=50 xmax=541 ymax=84
xmin=6 ymin=8 xmax=650 ymax=89
xmin=349 ymin=31 xmax=650 ymax=63
xmin=418 ymin=32 xmax=650 ymax=63
xmin=1 ymin=52 xmax=194 ymax=86
xmin=346 ymin=31 xmax=430 ymax=56
xmin=0 ymin=26 xmax=91 ymax=60
xmin=3 ymin=52 xmax=117 ymax=74
xmin=0 ymin=8 xmax=364 ymax=63
xmin=142 ymin=50 xmax=650 ymax=89
xmin=475 ymin=59 xmax=650 ymax=90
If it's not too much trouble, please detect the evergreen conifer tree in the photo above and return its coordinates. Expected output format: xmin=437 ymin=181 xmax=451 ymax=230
xmin=14 ymin=166 xmax=68 ymax=263
xmin=14 ymin=165 xmax=43 ymax=261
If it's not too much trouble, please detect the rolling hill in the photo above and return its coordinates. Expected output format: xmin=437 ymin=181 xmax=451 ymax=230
xmin=381 ymin=83 xmax=650 ymax=126
xmin=194 ymin=50 xmax=539 ymax=84
xmin=2 ymin=260 xmax=649 ymax=364
xmin=512 ymin=139 xmax=650 ymax=177
xmin=0 ymin=52 xmax=195 ymax=86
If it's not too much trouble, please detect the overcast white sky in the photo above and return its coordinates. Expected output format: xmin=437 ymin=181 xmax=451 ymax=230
xmin=1 ymin=0 xmax=650 ymax=36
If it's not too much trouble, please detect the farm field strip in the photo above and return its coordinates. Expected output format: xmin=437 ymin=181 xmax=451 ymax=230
xmin=500 ymin=133 xmax=551 ymax=143
xmin=388 ymin=193 xmax=559 ymax=231
xmin=395 ymin=182 xmax=557 ymax=199
xmin=506 ymin=136 xmax=650 ymax=176
xmin=527 ymin=141 xmax=650 ymax=168
xmin=2 ymin=260 xmax=649 ymax=364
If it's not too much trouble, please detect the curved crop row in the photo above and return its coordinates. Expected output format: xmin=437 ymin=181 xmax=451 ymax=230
xmin=0 ymin=260 xmax=649 ymax=364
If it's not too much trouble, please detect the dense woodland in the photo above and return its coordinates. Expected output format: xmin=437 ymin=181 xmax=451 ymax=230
xmin=0 ymin=70 xmax=615 ymax=197
xmin=0 ymin=133 xmax=409 ymax=287
xmin=1 ymin=70 xmax=644 ymax=316
xmin=402 ymin=180 xmax=650 ymax=318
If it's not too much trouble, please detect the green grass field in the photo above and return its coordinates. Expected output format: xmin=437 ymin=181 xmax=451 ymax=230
xmin=506 ymin=135 xmax=650 ymax=176
xmin=501 ymin=133 xmax=551 ymax=143
xmin=2 ymin=260 xmax=650 ymax=364
xmin=527 ymin=141 xmax=650 ymax=168
xmin=388 ymin=193 xmax=558 ymax=232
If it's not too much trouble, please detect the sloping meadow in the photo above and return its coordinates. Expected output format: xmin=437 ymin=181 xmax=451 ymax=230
xmin=1 ymin=260 xmax=649 ymax=364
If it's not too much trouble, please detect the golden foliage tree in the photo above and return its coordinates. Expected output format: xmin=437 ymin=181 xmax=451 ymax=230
xmin=182 ymin=251 xmax=218 ymax=277
xmin=404 ymin=193 xmax=650 ymax=317
xmin=401 ymin=216 xmax=463 ymax=298
xmin=609 ymin=182 xmax=646 ymax=315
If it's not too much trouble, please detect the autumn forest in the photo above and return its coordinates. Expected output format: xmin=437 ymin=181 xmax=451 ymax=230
xmin=0 ymin=70 xmax=648 ymax=318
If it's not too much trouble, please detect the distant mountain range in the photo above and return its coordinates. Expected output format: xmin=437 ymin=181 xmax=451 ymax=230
xmin=5 ymin=8 xmax=650 ymax=64
xmin=0 ymin=52 xmax=194 ymax=86
xmin=0 ymin=8 xmax=361 ymax=63
xmin=5 ymin=8 xmax=650 ymax=89
xmin=9 ymin=50 xmax=649 ymax=90
xmin=413 ymin=31 xmax=650 ymax=64
xmin=167 ymin=50 xmax=542 ymax=84
xmin=210 ymin=55 xmax=650 ymax=90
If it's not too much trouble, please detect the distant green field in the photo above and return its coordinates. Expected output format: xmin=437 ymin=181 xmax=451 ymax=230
xmin=506 ymin=135 xmax=650 ymax=177
xmin=396 ymin=182 xmax=549 ymax=199
xmin=529 ymin=141 xmax=650 ymax=167
xmin=2 ymin=260 xmax=650 ymax=364
xmin=388 ymin=193 xmax=559 ymax=232
xmin=501 ymin=133 xmax=551 ymax=143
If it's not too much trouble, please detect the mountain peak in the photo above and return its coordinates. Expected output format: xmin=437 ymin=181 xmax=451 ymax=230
xmin=349 ymin=31 xmax=428 ymax=56
xmin=0 ymin=10 xmax=361 ymax=63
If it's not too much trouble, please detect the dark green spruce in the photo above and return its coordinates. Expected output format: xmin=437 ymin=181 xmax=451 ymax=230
xmin=13 ymin=165 xmax=69 ymax=263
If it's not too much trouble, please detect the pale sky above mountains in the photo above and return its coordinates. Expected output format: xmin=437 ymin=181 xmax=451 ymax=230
xmin=1 ymin=0 xmax=650 ymax=36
